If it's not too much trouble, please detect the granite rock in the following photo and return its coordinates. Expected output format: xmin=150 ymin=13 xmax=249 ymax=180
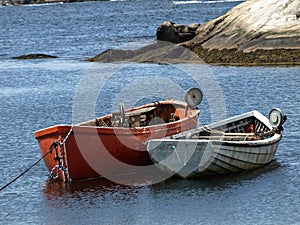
xmin=189 ymin=0 xmax=300 ymax=52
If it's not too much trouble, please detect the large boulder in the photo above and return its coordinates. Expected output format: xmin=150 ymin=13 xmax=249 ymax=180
xmin=190 ymin=0 xmax=300 ymax=52
xmin=156 ymin=21 xmax=200 ymax=43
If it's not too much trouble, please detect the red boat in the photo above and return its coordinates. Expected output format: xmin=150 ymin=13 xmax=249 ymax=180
xmin=34 ymin=96 xmax=201 ymax=181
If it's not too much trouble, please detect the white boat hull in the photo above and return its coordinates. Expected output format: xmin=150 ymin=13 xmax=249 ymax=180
xmin=147 ymin=134 xmax=281 ymax=178
xmin=147 ymin=110 xmax=284 ymax=178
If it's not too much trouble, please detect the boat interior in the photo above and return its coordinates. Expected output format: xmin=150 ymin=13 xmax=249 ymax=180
xmin=78 ymin=102 xmax=190 ymax=128
xmin=207 ymin=115 xmax=269 ymax=133
xmin=183 ymin=115 xmax=273 ymax=141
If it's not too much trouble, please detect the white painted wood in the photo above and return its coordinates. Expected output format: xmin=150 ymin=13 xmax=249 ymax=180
xmin=147 ymin=110 xmax=283 ymax=178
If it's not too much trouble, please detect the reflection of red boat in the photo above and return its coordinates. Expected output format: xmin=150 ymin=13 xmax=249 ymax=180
xmin=34 ymin=99 xmax=200 ymax=181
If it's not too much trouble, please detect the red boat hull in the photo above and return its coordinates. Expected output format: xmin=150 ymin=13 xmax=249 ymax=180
xmin=34 ymin=100 xmax=199 ymax=181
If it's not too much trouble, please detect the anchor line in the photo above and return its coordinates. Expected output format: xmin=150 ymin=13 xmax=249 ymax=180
xmin=0 ymin=142 xmax=57 ymax=192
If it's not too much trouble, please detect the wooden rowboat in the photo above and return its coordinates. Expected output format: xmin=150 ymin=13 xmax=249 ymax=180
xmin=146 ymin=109 xmax=287 ymax=178
xmin=34 ymin=93 xmax=201 ymax=181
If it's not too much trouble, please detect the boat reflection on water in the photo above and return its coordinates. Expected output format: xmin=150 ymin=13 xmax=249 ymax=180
xmin=41 ymin=160 xmax=283 ymax=225
xmin=150 ymin=160 xmax=282 ymax=191
xmin=42 ymin=160 xmax=281 ymax=203
xmin=42 ymin=177 xmax=144 ymax=207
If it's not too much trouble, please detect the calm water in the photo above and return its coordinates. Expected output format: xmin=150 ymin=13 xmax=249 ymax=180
xmin=0 ymin=0 xmax=299 ymax=224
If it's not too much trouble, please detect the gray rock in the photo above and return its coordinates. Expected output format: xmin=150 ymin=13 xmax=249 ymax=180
xmin=190 ymin=0 xmax=300 ymax=52
xmin=87 ymin=41 xmax=203 ymax=63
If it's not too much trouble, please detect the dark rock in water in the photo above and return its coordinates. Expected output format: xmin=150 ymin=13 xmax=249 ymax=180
xmin=156 ymin=21 xmax=200 ymax=44
xmin=12 ymin=54 xmax=58 ymax=60
xmin=87 ymin=41 xmax=204 ymax=63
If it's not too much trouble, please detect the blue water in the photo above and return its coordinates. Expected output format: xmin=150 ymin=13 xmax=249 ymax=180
xmin=0 ymin=1 xmax=299 ymax=224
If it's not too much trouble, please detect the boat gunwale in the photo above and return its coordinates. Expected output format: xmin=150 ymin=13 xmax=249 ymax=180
xmin=147 ymin=132 xmax=281 ymax=148
xmin=77 ymin=110 xmax=199 ymax=129
xmin=76 ymin=99 xmax=194 ymax=125
xmin=34 ymin=99 xmax=200 ymax=139
xmin=34 ymin=124 xmax=71 ymax=139
xmin=166 ymin=110 xmax=273 ymax=139
xmin=147 ymin=109 xmax=282 ymax=148
xmin=34 ymin=112 xmax=199 ymax=139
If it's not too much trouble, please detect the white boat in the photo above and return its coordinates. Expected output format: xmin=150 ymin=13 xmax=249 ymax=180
xmin=146 ymin=108 xmax=287 ymax=178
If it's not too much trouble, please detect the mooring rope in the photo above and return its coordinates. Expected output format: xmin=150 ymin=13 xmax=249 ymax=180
xmin=0 ymin=142 xmax=58 ymax=192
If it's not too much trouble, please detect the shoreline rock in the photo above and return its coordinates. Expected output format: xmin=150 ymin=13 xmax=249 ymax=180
xmin=188 ymin=46 xmax=300 ymax=66
xmin=89 ymin=0 xmax=300 ymax=65
xmin=184 ymin=0 xmax=300 ymax=65
xmin=188 ymin=0 xmax=300 ymax=52
xmin=87 ymin=42 xmax=204 ymax=64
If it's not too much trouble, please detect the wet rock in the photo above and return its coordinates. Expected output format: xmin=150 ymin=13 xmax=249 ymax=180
xmin=87 ymin=41 xmax=203 ymax=63
xmin=88 ymin=49 xmax=135 ymax=62
xmin=190 ymin=46 xmax=300 ymax=65
xmin=12 ymin=54 xmax=58 ymax=60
